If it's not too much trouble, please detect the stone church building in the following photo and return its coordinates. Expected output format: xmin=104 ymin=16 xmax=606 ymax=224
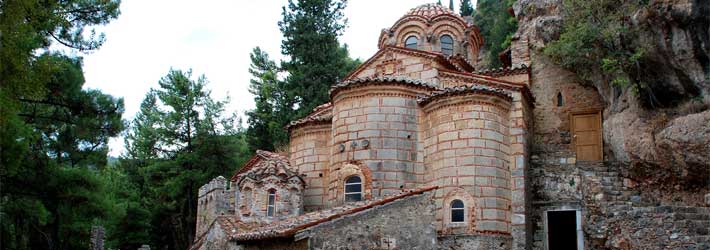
xmin=189 ymin=3 xmax=710 ymax=250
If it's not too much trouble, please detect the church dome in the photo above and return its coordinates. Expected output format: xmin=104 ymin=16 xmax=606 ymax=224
xmin=378 ymin=3 xmax=483 ymax=62
xmin=404 ymin=3 xmax=464 ymax=22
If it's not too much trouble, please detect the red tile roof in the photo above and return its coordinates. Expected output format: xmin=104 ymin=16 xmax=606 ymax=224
xmin=230 ymin=150 xmax=291 ymax=182
xmin=405 ymin=3 xmax=462 ymax=22
xmin=286 ymin=102 xmax=333 ymax=130
xmin=232 ymin=186 xmax=439 ymax=241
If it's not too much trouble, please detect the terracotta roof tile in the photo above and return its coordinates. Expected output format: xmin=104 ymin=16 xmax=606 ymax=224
xmin=475 ymin=64 xmax=530 ymax=77
xmin=286 ymin=102 xmax=333 ymax=129
xmin=230 ymin=150 xmax=292 ymax=182
xmin=330 ymin=76 xmax=440 ymax=97
xmin=406 ymin=3 xmax=461 ymax=21
xmin=417 ymin=85 xmax=513 ymax=105
xmin=231 ymin=186 xmax=439 ymax=241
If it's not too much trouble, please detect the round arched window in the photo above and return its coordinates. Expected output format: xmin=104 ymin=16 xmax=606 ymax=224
xmin=405 ymin=36 xmax=419 ymax=49
xmin=440 ymin=35 xmax=454 ymax=56
xmin=450 ymin=199 xmax=464 ymax=222
xmin=344 ymin=176 xmax=363 ymax=202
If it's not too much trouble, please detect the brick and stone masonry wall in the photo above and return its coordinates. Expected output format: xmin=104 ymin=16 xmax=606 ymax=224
xmin=421 ymin=94 xmax=513 ymax=235
xmin=352 ymin=51 xmax=444 ymax=84
xmin=329 ymin=84 xmax=429 ymax=206
xmin=196 ymin=176 xmax=229 ymax=236
xmin=304 ymin=191 xmax=438 ymax=250
xmin=290 ymin=124 xmax=331 ymax=212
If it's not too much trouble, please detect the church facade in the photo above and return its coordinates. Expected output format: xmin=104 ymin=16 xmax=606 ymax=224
xmin=190 ymin=3 xmax=594 ymax=250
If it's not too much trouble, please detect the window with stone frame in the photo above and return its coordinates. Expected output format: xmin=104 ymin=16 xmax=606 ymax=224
xmin=440 ymin=34 xmax=454 ymax=56
xmin=267 ymin=189 xmax=276 ymax=217
xmin=344 ymin=175 xmax=363 ymax=202
xmin=450 ymin=199 xmax=465 ymax=222
xmin=405 ymin=36 xmax=418 ymax=49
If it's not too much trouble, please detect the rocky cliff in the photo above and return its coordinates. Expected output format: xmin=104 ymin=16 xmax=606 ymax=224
xmin=515 ymin=0 xmax=709 ymax=196
xmin=513 ymin=0 xmax=709 ymax=249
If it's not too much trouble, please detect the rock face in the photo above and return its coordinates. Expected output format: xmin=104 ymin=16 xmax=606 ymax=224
xmin=515 ymin=0 xmax=710 ymax=186
xmin=513 ymin=0 xmax=710 ymax=249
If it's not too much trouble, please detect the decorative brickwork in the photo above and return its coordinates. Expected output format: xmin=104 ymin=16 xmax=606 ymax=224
xmin=192 ymin=4 xmax=535 ymax=250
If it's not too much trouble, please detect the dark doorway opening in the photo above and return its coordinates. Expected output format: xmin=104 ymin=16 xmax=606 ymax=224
xmin=547 ymin=210 xmax=578 ymax=250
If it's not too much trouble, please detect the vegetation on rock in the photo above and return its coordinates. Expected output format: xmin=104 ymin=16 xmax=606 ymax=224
xmin=474 ymin=0 xmax=518 ymax=68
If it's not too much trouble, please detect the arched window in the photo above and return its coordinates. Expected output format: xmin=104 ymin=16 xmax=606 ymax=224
xmin=267 ymin=189 xmax=276 ymax=217
xmin=451 ymin=199 xmax=464 ymax=222
xmin=344 ymin=176 xmax=362 ymax=202
xmin=556 ymin=92 xmax=564 ymax=107
xmin=405 ymin=36 xmax=418 ymax=49
xmin=440 ymin=35 xmax=454 ymax=56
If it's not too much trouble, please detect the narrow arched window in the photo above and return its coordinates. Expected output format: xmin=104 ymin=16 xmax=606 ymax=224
xmin=344 ymin=176 xmax=362 ymax=202
xmin=440 ymin=35 xmax=454 ymax=56
xmin=267 ymin=189 xmax=276 ymax=217
xmin=405 ymin=36 xmax=418 ymax=49
xmin=451 ymin=199 xmax=464 ymax=222
xmin=556 ymin=92 xmax=564 ymax=107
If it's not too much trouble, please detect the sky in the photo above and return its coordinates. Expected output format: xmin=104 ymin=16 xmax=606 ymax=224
xmin=78 ymin=0 xmax=474 ymax=156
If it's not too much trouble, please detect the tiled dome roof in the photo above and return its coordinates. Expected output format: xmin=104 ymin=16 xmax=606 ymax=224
xmin=405 ymin=3 xmax=459 ymax=20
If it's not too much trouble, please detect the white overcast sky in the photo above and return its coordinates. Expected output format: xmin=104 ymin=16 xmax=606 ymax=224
xmin=78 ymin=0 xmax=474 ymax=156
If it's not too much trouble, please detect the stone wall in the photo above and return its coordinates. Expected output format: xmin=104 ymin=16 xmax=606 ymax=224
xmin=290 ymin=124 xmax=331 ymax=211
xmin=328 ymin=84 xmax=429 ymax=206
xmin=237 ymin=177 xmax=303 ymax=221
xmin=351 ymin=50 xmax=444 ymax=83
xmin=421 ymin=94 xmax=513 ymax=235
xmin=304 ymin=191 xmax=438 ymax=250
xmin=197 ymin=176 xmax=230 ymax=237
xmin=438 ymin=234 xmax=512 ymax=250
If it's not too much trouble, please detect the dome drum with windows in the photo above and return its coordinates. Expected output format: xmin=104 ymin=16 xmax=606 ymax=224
xmin=378 ymin=3 xmax=484 ymax=61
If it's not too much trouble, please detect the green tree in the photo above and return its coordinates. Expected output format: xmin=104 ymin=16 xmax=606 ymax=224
xmin=278 ymin=0 xmax=361 ymax=119
xmin=122 ymin=69 xmax=251 ymax=250
xmin=459 ymin=0 xmax=474 ymax=16
xmin=473 ymin=0 xmax=517 ymax=67
xmin=245 ymin=47 xmax=292 ymax=151
xmin=0 ymin=53 xmax=125 ymax=250
xmin=449 ymin=0 xmax=455 ymax=11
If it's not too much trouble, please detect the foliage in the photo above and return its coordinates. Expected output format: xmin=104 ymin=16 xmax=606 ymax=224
xmin=245 ymin=47 xmax=292 ymax=151
xmin=121 ymin=69 xmax=251 ymax=250
xmin=473 ymin=0 xmax=518 ymax=67
xmin=278 ymin=0 xmax=361 ymax=119
xmin=0 ymin=53 xmax=125 ymax=250
xmin=459 ymin=0 xmax=475 ymax=17
xmin=544 ymin=0 xmax=650 ymax=100
xmin=247 ymin=0 xmax=360 ymax=151
xmin=0 ymin=0 xmax=121 ymax=105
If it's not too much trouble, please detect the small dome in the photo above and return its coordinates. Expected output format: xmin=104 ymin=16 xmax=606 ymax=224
xmin=405 ymin=3 xmax=463 ymax=21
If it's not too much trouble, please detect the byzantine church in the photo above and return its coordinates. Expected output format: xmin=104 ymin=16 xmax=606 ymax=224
xmin=191 ymin=3 xmax=538 ymax=250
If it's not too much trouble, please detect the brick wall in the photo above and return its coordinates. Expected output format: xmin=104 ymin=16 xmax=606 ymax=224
xmin=290 ymin=124 xmax=331 ymax=211
xmin=329 ymin=85 xmax=429 ymax=206
xmin=421 ymin=94 xmax=514 ymax=235
xmin=352 ymin=51 xmax=445 ymax=84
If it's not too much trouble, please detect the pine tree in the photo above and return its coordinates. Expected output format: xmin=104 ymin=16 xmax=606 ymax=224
xmin=1 ymin=53 xmax=125 ymax=249
xmin=278 ymin=0 xmax=360 ymax=119
xmin=123 ymin=69 xmax=251 ymax=250
xmin=459 ymin=0 xmax=474 ymax=16
xmin=245 ymin=47 xmax=291 ymax=151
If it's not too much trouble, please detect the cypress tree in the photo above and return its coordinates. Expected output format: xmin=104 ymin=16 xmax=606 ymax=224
xmin=460 ymin=0 xmax=474 ymax=16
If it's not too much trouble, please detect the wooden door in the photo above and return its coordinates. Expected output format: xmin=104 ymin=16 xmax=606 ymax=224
xmin=571 ymin=111 xmax=602 ymax=161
